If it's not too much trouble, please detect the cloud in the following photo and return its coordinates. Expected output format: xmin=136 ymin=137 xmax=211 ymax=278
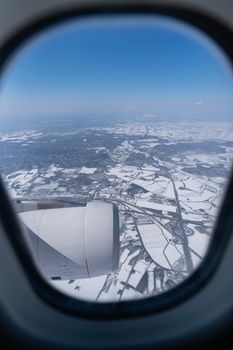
xmin=195 ymin=100 xmax=203 ymax=106
xmin=142 ymin=113 xmax=157 ymax=118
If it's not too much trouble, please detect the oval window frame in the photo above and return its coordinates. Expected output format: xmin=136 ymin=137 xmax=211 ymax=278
xmin=0 ymin=3 xmax=233 ymax=319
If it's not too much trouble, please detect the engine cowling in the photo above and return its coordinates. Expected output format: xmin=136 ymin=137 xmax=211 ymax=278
xmin=19 ymin=201 xmax=119 ymax=280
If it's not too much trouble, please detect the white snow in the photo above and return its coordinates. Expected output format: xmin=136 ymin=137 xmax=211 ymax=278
xmin=79 ymin=167 xmax=97 ymax=175
xmin=136 ymin=200 xmax=177 ymax=213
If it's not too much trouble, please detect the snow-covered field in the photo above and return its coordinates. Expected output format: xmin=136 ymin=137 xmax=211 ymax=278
xmin=1 ymin=121 xmax=233 ymax=302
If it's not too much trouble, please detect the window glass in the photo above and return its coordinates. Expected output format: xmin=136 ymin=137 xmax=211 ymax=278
xmin=0 ymin=15 xmax=232 ymax=302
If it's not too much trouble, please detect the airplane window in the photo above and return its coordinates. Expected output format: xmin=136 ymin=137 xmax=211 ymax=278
xmin=0 ymin=15 xmax=232 ymax=303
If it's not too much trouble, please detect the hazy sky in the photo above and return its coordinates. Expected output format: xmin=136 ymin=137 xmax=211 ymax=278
xmin=0 ymin=15 xmax=233 ymax=122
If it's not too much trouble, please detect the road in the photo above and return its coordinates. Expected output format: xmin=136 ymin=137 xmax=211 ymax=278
xmin=169 ymin=174 xmax=194 ymax=272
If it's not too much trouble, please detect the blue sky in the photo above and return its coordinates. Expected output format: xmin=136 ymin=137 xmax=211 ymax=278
xmin=0 ymin=15 xmax=233 ymax=122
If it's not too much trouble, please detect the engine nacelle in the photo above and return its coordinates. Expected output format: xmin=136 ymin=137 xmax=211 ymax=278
xmin=19 ymin=201 xmax=119 ymax=280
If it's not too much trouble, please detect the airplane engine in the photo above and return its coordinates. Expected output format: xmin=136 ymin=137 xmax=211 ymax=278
xmin=19 ymin=201 xmax=119 ymax=280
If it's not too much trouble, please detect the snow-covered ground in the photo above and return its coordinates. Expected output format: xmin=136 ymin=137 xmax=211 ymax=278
xmin=1 ymin=120 xmax=233 ymax=302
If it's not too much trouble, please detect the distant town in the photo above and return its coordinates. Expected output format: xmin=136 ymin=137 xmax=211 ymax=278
xmin=1 ymin=120 xmax=233 ymax=301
